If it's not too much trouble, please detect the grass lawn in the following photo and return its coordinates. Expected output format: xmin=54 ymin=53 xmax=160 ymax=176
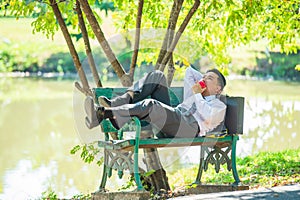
xmin=169 ymin=148 xmax=300 ymax=190
xmin=0 ymin=17 xmax=70 ymax=68
xmin=40 ymin=148 xmax=300 ymax=199
xmin=0 ymin=17 xmax=115 ymax=68
xmin=0 ymin=17 xmax=65 ymax=44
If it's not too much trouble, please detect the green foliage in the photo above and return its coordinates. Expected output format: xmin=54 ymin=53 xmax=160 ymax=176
xmin=0 ymin=45 xmax=81 ymax=73
xmin=43 ymin=51 xmax=86 ymax=73
xmin=2 ymin=0 xmax=102 ymax=40
xmin=70 ymin=143 xmax=104 ymax=166
xmin=252 ymin=50 xmax=300 ymax=80
xmin=41 ymin=189 xmax=58 ymax=200
xmin=237 ymin=149 xmax=300 ymax=186
xmin=169 ymin=148 xmax=300 ymax=189
xmin=0 ymin=48 xmax=39 ymax=72
xmin=41 ymin=188 xmax=92 ymax=200
xmin=3 ymin=0 xmax=37 ymax=18
xmin=118 ymin=176 xmax=136 ymax=191
xmin=2 ymin=0 xmax=300 ymax=77
xmin=118 ymin=169 xmax=156 ymax=191
xmin=31 ymin=10 xmax=59 ymax=40
xmin=144 ymin=169 xmax=155 ymax=177
xmin=109 ymin=0 xmax=300 ymax=68
xmin=71 ymin=193 xmax=92 ymax=199
xmin=0 ymin=50 xmax=14 ymax=72
xmin=95 ymin=0 xmax=115 ymax=16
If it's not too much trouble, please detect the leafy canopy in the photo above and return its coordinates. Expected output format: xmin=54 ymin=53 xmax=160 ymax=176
xmin=2 ymin=0 xmax=299 ymax=68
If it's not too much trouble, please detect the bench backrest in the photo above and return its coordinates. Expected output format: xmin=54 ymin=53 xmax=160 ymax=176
xmin=93 ymin=87 xmax=244 ymax=135
xmin=168 ymin=87 xmax=245 ymax=135
xmin=223 ymin=96 xmax=244 ymax=134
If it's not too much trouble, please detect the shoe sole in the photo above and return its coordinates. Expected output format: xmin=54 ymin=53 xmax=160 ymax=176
xmin=84 ymin=96 xmax=99 ymax=129
xmin=84 ymin=96 xmax=94 ymax=120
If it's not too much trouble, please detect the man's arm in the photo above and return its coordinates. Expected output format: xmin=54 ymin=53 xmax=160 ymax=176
xmin=184 ymin=67 xmax=203 ymax=100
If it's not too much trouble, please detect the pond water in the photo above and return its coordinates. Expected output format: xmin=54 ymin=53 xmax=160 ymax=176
xmin=0 ymin=77 xmax=299 ymax=199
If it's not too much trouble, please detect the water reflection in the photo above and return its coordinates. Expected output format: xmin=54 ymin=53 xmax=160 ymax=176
xmin=3 ymin=159 xmax=58 ymax=199
xmin=0 ymin=78 xmax=102 ymax=199
xmin=240 ymin=98 xmax=300 ymax=156
xmin=0 ymin=78 xmax=299 ymax=199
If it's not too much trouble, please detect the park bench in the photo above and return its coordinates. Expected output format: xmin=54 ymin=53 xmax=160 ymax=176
xmin=93 ymin=87 xmax=245 ymax=191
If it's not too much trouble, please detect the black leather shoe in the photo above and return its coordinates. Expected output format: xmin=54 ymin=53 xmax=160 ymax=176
xmin=156 ymin=131 xmax=169 ymax=138
xmin=84 ymin=96 xmax=104 ymax=129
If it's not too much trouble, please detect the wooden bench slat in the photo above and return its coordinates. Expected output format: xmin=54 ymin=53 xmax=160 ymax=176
xmin=98 ymin=135 xmax=234 ymax=150
xmin=98 ymin=140 xmax=135 ymax=150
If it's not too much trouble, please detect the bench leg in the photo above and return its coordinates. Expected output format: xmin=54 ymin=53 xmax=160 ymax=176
xmin=194 ymin=137 xmax=241 ymax=186
xmin=231 ymin=135 xmax=241 ymax=185
xmin=133 ymin=151 xmax=144 ymax=190
xmin=132 ymin=117 xmax=144 ymax=191
xmin=194 ymin=146 xmax=205 ymax=184
xmin=99 ymin=150 xmax=109 ymax=191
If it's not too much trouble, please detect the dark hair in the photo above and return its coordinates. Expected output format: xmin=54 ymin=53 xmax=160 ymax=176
xmin=206 ymin=69 xmax=226 ymax=90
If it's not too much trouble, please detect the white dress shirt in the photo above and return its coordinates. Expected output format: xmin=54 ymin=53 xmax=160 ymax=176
xmin=178 ymin=67 xmax=226 ymax=136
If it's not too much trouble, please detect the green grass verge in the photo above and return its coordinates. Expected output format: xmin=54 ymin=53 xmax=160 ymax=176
xmin=40 ymin=148 xmax=299 ymax=199
xmin=169 ymin=148 xmax=300 ymax=190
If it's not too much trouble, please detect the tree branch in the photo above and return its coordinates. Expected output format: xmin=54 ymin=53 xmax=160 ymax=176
xmin=129 ymin=0 xmax=144 ymax=79
xmin=159 ymin=0 xmax=200 ymax=71
xmin=50 ymin=0 xmax=92 ymax=96
xmin=75 ymin=0 xmax=102 ymax=88
xmin=155 ymin=0 xmax=184 ymax=70
xmin=78 ymin=0 xmax=132 ymax=87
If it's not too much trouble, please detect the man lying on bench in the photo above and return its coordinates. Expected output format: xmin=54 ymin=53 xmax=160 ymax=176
xmin=84 ymin=66 xmax=227 ymax=138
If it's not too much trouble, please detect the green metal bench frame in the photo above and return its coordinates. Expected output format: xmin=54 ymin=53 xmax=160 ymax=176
xmin=93 ymin=87 xmax=245 ymax=191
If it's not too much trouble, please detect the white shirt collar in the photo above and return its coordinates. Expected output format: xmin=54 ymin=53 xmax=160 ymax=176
xmin=203 ymin=95 xmax=217 ymax=101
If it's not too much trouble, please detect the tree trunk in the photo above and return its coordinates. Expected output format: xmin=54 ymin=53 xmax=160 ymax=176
xmin=143 ymin=148 xmax=170 ymax=193
xmin=75 ymin=0 xmax=102 ymax=88
xmin=50 ymin=0 xmax=92 ymax=96
xmin=159 ymin=0 xmax=200 ymax=71
xmin=155 ymin=0 xmax=183 ymax=70
xmin=167 ymin=55 xmax=175 ymax=86
xmin=141 ymin=131 xmax=170 ymax=193
xmin=78 ymin=0 xmax=132 ymax=87
xmin=129 ymin=0 xmax=144 ymax=79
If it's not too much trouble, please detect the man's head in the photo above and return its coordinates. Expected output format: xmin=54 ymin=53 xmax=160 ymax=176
xmin=202 ymin=69 xmax=226 ymax=96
